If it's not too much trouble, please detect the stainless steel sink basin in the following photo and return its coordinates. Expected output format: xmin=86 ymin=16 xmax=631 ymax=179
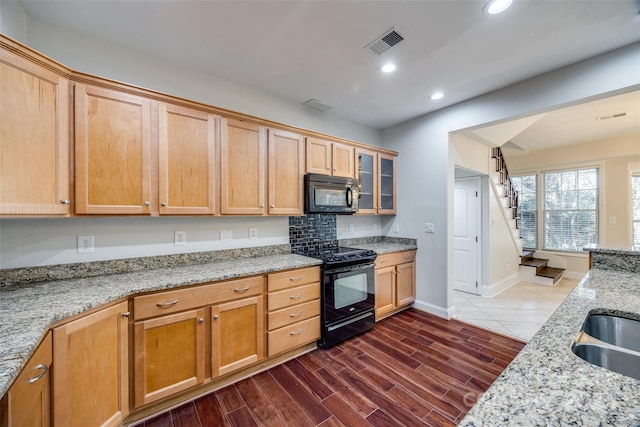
xmin=571 ymin=312 xmax=640 ymax=380
xmin=582 ymin=314 xmax=640 ymax=352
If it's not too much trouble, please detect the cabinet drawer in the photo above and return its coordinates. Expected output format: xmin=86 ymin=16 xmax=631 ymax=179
xmin=268 ymin=299 xmax=320 ymax=331
xmin=268 ymin=316 xmax=320 ymax=357
xmin=268 ymin=282 xmax=320 ymax=311
xmin=134 ymin=276 xmax=264 ymax=320
xmin=375 ymin=250 xmax=415 ymax=268
xmin=267 ymin=266 xmax=320 ymax=292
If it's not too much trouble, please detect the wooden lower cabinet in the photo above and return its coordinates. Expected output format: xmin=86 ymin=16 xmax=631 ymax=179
xmin=1 ymin=332 xmax=52 ymax=427
xmin=374 ymin=251 xmax=416 ymax=321
xmin=133 ymin=309 xmax=205 ymax=408
xmin=211 ymin=296 xmax=264 ymax=377
xmin=52 ymin=301 xmax=129 ymax=427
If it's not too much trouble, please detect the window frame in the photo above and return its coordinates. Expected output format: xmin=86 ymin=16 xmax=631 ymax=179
xmin=541 ymin=166 xmax=600 ymax=253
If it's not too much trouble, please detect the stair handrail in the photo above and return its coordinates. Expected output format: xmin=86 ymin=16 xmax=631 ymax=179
xmin=491 ymin=147 xmax=519 ymax=224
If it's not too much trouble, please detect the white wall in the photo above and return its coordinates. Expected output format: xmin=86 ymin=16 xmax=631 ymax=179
xmin=0 ymin=3 xmax=385 ymax=270
xmin=382 ymin=42 xmax=640 ymax=317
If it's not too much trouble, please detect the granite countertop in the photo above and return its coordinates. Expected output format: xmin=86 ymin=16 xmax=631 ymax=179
xmin=0 ymin=253 xmax=322 ymax=398
xmin=459 ymin=268 xmax=640 ymax=426
xmin=340 ymin=240 xmax=418 ymax=255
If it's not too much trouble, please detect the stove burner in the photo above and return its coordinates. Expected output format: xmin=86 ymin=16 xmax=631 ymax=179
xmin=303 ymin=247 xmax=377 ymax=267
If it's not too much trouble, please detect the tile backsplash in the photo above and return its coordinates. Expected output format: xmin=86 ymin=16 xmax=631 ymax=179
xmin=289 ymin=214 xmax=337 ymax=254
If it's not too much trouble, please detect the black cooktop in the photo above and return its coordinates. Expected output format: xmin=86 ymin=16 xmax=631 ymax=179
xmin=302 ymin=246 xmax=377 ymax=266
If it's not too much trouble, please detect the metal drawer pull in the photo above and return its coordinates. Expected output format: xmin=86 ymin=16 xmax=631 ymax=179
xmin=156 ymin=299 xmax=179 ymax=307
xmin=290 ymin=329 xmax=302 ymax=336
xmin=289 ymin=276 xmax=302 ymax=281
xmin=122 ymin=312 xmax=131 ymax=318
xmin=289 ymin=294 xmax=303 ymax=300
xmin=379 ymin=260 xmax=388 ymax=264
xmin=213 ymin=314 xmax=219 ymax=320
xmin=234 ymin=286 xmax=250 ymax=293
xmin=198 ymin=318 xmax=204 ymax=324
xmin=290 ymin=312 xmax=303 ymax=318
xmin=28 ymin=364 xmax=48 ymax=384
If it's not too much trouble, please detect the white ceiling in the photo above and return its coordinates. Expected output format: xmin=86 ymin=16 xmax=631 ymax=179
xmin=18 ymin=0 xmax=640 ymax=131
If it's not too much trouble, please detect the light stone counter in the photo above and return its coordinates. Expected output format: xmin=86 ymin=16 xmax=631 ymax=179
xmin=0 ymin=253 xmax=322 ymax=398
xmin=459 ymin=268 xmax=640 ymax=426
xmin=339 ymin=236 xmax=418 ymax=255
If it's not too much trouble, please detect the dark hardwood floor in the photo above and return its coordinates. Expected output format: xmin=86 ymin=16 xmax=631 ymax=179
xmin=140 ymin=309 xmax=525 ymax=427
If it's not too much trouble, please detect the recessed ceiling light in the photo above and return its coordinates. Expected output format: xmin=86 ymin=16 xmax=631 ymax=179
xmin=485 ymin=0 xmax=513 ymax=15
xmin=381 ymin=63 xmax=396 ymax=73
xmin=430 ymin=92 xmax=444 ymax=101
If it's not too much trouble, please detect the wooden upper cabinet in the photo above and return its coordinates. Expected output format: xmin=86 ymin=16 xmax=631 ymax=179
xmin=75 ymin=84 xmax=152 ymax=214
xmin=0 ymin=47 xmax=70 ymax=216
xmin=158 ymin=103 xmax=217 ymax=215
xmin=220 ymin=118 xmax=266 ymax=215
xmin=356 ymin=148 xmax=397 ymax=215
xmin=305 ymin=137 xmax=354 ymax=178
xmin=377 ymin=153 xmax=397 ymax=215
xmin=268 ymin=129 xmax=304 ymax=215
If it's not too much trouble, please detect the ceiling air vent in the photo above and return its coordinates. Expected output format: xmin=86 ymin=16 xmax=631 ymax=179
xmin=303 ymin=99 xmax=332 ymax=112
xmin=365 ymin=28 xmax=404 ymax=55
xmin=596 ymin=112 xmax=627 ymax=121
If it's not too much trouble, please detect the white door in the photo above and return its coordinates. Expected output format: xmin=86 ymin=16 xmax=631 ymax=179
xmin=454 ymin=177 xmax=481 ymax=294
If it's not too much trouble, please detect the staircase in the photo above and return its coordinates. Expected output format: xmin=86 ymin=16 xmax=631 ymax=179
xmin=490 ymin=147 xmax=522 ymax=254
xmin=520 ymin=250 xmax=564 ymax=285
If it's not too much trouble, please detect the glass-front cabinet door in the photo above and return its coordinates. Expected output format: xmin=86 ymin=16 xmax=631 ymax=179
xmin=356 ymin=149 xmax=378 ymax=214
xmin=378 ymin=153 xmax=396 ymax=214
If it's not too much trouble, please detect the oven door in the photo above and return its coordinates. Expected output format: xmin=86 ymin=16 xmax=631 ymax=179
xmin=322 ymin=262 xmax=375 ymax=324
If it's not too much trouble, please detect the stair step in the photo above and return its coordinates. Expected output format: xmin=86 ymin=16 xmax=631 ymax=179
xmin=520 ymin=257 xmax=548 ymax=268
xmin=521 ymin=250 xmax=534 ymax=260
xmin=537 ymin=267 xmax=564 ymax=281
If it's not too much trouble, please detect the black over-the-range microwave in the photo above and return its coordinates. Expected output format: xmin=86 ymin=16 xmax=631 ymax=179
xmin=304 ymin=173 xmax=359 ymax=214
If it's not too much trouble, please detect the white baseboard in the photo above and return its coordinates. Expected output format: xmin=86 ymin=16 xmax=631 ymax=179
xmin=412 ymin=299 xmax=452 ymax=319
xmin=562 ymin=270 xmax=587 ymax=280
xmin=478 ymin=272 xmax=520 ymax=298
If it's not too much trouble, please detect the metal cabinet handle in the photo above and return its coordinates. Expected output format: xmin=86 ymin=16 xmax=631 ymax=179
xmin=144 ymin=201 xmax=150 ymax=206
xmin=213 ymin=314 xmax=219 ymax=320
xmin=289 ymin=276 xmax=302 ymax=282
xmin=122 ymin=311 xmax=131 ymax=318
xmin=156 ymin=299 xmax=179 ymax=307
xmin=289 ymin=294 xmax=303 ymax=300
xmin=60 ymin=199 xmax=70 ymax=205
xmin=259 ymin=205 xmax=264 ymax=208
xmin=290 ymin=312 xmax=303 ymax=318
xmin=161 ymin=202 xmax=167 ymax=206
xmin=333 ymin=168 xmax=337 ymax=171
xmin=379 ymin=260 xmax=388 ymax=264
xmin=404 ymin=256 xmax=411 ymax=260
xmin=234 ymin=286 xmax=250 ymax=293
xmin=290 ymin=329 xmax=302 ymax=336
xmin=270 ymin=205 xmax=275 ymax=208
xmin=198 ymin=318 xmax=204 ymax=324
xmin=28 ymin=364 xmax=48 ymax=384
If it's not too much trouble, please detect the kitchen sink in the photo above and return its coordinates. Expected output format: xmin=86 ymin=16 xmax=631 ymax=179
xmin=571 ymin=311 xmax=640 ymax=381
xmin=582 ymin=314 xmax=640 ymax=352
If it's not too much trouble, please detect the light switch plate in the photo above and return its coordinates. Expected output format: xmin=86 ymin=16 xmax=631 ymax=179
xmin=424 ymin=223 xmax=435 ymax=233
xmin=249 ymin=227 xmax=258 ymax=240
xmin=174 ymin=231 xmax=186 ymax=246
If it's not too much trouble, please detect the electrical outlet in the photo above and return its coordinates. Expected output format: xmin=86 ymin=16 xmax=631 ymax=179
xmin=77 ymin=235 xmax=94 ymax=254
xmin=174 ymin=231 xmax=186 ymax=246
xmin=608 ymin=216 xmax=617 ymax=224
xmin=249 ymin=227 xmax=258 ymax=240
xmin=348 ymin=224 xmax=355 ymax=233
xmin=424 ymin=223 xmax=435 ymax=233
xmin=220 ymin=229 xmax=232 ymax=241
xmin=393 ymin=223 xmax=400 ymax=233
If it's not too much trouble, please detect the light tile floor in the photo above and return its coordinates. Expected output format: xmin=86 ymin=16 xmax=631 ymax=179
xmin=453 ymin=278 xmax=579 ymax=341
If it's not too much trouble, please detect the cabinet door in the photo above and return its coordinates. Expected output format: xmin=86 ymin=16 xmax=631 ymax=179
xmin=0 ymin=49 xmax=70 ymax=215
xmin=212 ymin=296 xmax=264 ymax=377
xmin=305 ymin=137 xmax=331 ymax=175
xmin=4 ymin=332 xmax=52 ymax=427
xmin=396 ymin=261 xmax=416 ymax=307
xmin=377 ymin=153 xmax=396 ymax=215
xmin=268 ymin=129 xmax=304 ymax=215
xmin=374 ymin=266 xmax=396 ymax=320
xmin=220 ymin=118 xmax=266 ymax=214
xmin=133 ymin=309 xmax=205 ymax=407
xmin=356 ymin=149 xmax=378 ymax=214
xmin=75 ymin=84 xmax=151 ymax=214
xmin=53 ymin=301 xmax=129 ymax=427
xmin=158 ymin=103 xmax=216 ymax=214
xmin=332 ymin=142 xmax=355 ymax=178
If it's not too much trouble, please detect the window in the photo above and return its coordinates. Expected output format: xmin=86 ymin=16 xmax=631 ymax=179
xmin=512 ymin=174 xmax=537 ymax=249
xmin=543 ymin=167 xmax=599 ymax=251
xmin=633 ymin=174 xmax=640 ymax=247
